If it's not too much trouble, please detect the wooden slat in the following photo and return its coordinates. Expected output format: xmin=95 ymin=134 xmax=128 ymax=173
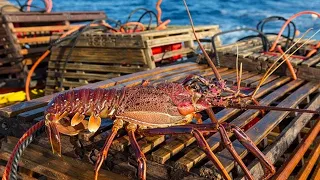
xmin=0 ymin=163 xmax=37 ymax=180
xmin=13 ymin=25 xmax=81 ymax=33
xmin=229 ymin=72 xmax=258 ymax=84
xmin=302 ymin=54 xmax=320 ymax=67
xmin=240 ymin=74 xmax=264 ymax=86
xmin=239 ymin=94 xmax=320 ymax=180
xmin=17 ymin=107 xmax=46 ymax=121
xmin=238 ymin=45 xmax=263 ymax=58
xmin=146 ymin=34 xmax=192 ymax=48
xmin=0 ymin=65 xmax=21 ymax=75
xmin=48 ymin=62 xmax=149 ymax=74
xmin=249 ymin=75 xmax=279 ymax=88
xmin=207 ymin=82 xmax=319 ymax=174
xmin=18 ymin=36 xmax=53 ymax=44
xmin=47 ymin=71 xmax=121 ymax=81
xmin=50 ymin=47 xmax=147 ymax=65
xmin=3 ymin=12 xmax=106 ymax=23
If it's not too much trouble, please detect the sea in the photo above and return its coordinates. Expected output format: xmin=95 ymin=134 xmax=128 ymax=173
xmin=9 ymin=0 xmax=320 ymax=43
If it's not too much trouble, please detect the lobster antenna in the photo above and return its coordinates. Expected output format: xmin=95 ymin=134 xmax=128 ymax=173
xmin=238 ymin=63 xmax=243 ymax=94
xmin=235 ymin=44 xmax=242 ymax=94
xmin=262 ymin=29 xmax=320 ymax=82
xmin=182 ymin=0 xmax=222 ymax=81
xmin=251 ymin=28 xmax=316 ymax=98
xmin=258 ymin=29 xmax=311 ymax=86
xmin=236 ymin=45 xmax=239 ymax=87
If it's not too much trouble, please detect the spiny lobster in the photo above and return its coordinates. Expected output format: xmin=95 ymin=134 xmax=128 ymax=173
xmin=3 ymin=1 xmax=320 ymax=180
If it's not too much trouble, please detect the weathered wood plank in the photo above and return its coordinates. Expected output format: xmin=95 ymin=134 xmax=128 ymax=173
xmin=13 ymin=25 xmax=80 ymax=33
xmin=301 ymin=53 xmax=320 ymax=68
xmin=0 ymin=137 xmax=128 ymax=180
xmin=239 ymin=94 xmax=320 ymax=180
xmin=249 ymin=75 xmax=279 ymax=88
xmin=47 ymin=71 xmax=121 ymax=81
xmin=48 ymin=62 xmax=149 ymax=74
xmin=50 ymin=47 xmax=147 ymax=65
xmin=295 ymin=66 xmax=320 ymax=82
xmin=240 ymin=74 xmax=264 ymax=86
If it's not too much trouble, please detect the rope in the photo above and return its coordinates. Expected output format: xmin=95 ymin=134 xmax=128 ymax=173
xmin=2 ymin=120 xmax=45 ymax=180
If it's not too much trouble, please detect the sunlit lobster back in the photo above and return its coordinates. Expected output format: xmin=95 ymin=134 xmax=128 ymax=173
xmin=44 ymin=75 xmax=237 ymax=155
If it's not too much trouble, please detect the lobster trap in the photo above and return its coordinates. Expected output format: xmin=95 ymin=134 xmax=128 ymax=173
xmin=45 ymin=25 xmax=221 ymax=95
xmin=0 ymin=62 xmax=319 ymax=180
xmin=0 ymin=10 xmax=106 ymax=88
xmin=213 ymin=35 xmax=320 ymax=82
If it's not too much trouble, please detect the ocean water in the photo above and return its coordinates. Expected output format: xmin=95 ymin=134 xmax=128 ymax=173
xmin=10 ymin=0 xmax=320 ymax=43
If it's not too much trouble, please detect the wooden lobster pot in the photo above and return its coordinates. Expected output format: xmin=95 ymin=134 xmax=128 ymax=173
xmin=215 ymin=36 xmax=320 ymax=82
xmin=0 ymin=11 xmax=106 ymax=88
xmin=45 ymin=25 xmax=221 ymax=95
xmin=0 ymin=61 xmax=319 ymax=179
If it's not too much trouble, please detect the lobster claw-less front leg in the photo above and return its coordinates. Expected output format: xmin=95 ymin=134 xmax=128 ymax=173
xmin=141 ymin=124 xmax=232 ymax=180
xmin=126 ymin=123 xmax=147 ymax=180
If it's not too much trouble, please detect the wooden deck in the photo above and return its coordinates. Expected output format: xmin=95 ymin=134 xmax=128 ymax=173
xmin=0 ymin=62 xmax=319 ymax=179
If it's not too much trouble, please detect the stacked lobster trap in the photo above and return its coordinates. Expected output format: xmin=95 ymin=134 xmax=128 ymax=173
xmin=0 ymin=62 xmax=319 ymax=180
xmin=0 ymin=11 xmax=106 ymax=88
xmin=212 ymin=34 xmax=320 ymax=82
xmin=45 ymin=25 xmax=221 ymax=95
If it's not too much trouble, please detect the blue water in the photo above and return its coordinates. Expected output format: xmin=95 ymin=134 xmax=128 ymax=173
xmin=10 ymin=0 xmax=320 ymax=43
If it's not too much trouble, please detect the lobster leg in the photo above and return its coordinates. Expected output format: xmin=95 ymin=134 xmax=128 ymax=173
xmin=127 ymin=124 xmax=147 ymax=180
xmin=94 ymin=119 xmax=123 ymax=180
xmin=228 ymin=124 xmax=276 ymax=179
xmin=218 ymin=125 xmax=254 ymax=180
xmin=206 ymin=108 xmax=254 ymax=179
xmin=141 ymin=124 xmax=231 ymax=180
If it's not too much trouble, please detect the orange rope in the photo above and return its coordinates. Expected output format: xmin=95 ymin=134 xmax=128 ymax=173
xmin=120 ymin=22 xmax=145 ymax=33
xmin=25 ymin=22 xmax=115 ymax=101
xmin=305 ymin=42 xmax=320 ymax=58
xmin=270 ymin=11 xmax=320 ymax=52
xmin=276 ymin=45 xmax=297 ymax=80
xmin=156 ymin=0 xmax=163 ymax=25
xmin=25 ymin=50 xmax=50 ymax=101
xmin=156 ymin=19 xmax=170 ymax=30
xmin=26 ymin=0 xmax=52 ymax=12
